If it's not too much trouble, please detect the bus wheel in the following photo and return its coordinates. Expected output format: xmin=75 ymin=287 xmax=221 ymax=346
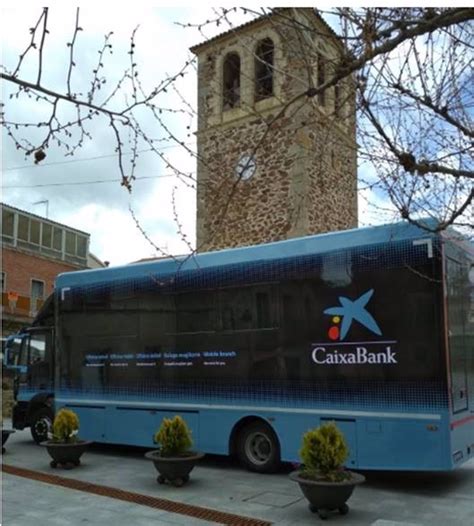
xmin=30 ymin=407 xmax=54 ymax=444
xmin=237 ymin=421 xmax=280 ymax=473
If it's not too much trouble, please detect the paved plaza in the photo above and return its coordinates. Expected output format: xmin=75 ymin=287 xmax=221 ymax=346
xmin=1 ymin=424 xmax=473 ymax=526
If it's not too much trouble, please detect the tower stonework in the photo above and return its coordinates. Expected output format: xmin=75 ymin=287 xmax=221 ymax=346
xmin=191 ymin=8 xmax=357 ymax=252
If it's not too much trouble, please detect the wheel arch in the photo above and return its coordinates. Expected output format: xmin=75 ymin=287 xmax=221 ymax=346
xmin=229 ymin=415 xmax=280 ymax=456
xmin=26 ymin=392 xmax=55 ymax=423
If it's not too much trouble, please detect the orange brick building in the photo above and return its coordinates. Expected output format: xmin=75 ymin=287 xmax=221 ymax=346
xmin=1 ymin=203 xmax=102 ymax=336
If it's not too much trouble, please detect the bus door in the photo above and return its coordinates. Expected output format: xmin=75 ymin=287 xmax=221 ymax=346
xmin=446 ymin=257 xmax=469 ymax=413
xmin=16 ymin=329 xmax=54 ymax=395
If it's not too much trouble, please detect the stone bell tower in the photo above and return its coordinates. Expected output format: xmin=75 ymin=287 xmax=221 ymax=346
xmin=191 ymin=8 xmax=357 ymax=252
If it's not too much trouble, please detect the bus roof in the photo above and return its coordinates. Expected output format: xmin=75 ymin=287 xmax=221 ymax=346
xmin=56 ymin=219 xmax=445 ymax=290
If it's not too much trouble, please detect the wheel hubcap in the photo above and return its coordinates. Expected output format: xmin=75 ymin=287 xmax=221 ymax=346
xmin=35 ymin=417 xmax=52 ymax=439
xmin=245 ymin=432 xmax=272 ymax=465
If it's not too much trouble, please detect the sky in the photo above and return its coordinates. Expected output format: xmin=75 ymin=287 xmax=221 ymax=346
xmin=1 ymin=4 xmax=397 ymax=267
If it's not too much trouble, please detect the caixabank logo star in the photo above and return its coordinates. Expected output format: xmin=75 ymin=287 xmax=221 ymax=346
xmin=311 ymin=289 xmax=398 ymax=365
xmin=324 ymin=289 xmax=382 ymax=341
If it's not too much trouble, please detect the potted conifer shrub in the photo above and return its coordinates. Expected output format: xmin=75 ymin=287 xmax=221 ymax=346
xmin=41 ymin=408 xmax=91 ymax=469
xmin=289 ymin=421 xmax=365 ymax=520
xmin=145 ymin=415 xmax=204 ymax=487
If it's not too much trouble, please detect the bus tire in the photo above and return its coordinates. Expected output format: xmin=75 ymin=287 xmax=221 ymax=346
xmin=237 ymin=421 xmax=280 ymax=473
xmin=30 ymin=407 xmax=54 ymax=444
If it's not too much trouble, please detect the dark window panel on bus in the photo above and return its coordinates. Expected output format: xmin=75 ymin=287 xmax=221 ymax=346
xmin=221 ymin=287 xmax=254 ymax=331
xmin=220 ymin=285 xmax=278 ymax=332
xmin=281 ymin=282 xmax=312 ymax=346
xmin=57 ymin=247 xmax=445 ymax=393
xmin=60 ymin=307 xmax=140 ymax=389
xmin=140 ymin=293 xmax=175 ymax=357
xmin=138 ymin=292 xmax=176 ymax=376
xmin=175 ymin=291 xmax=216 ymax=333
xmin=29 ymin=333 xmax=46 ymax=363
xmin=256 ymin=292 xmax=271 ymax=328
xmin=82 ymin=311 xmax=139 ymax=338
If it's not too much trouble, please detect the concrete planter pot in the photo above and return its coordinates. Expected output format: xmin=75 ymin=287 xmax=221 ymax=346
xmin=289 ymin=470 xmax=365 ymax=520
xmin=41 ymin=440 xmax=92 ymax=469
xmin=145 ymin=450 xmax=204 ymax=487
xmin=2 ymin=429 xmax=15 ymax=453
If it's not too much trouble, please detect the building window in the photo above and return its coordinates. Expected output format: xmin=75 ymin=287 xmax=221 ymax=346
xmin=30 ymin=219 xmax=40 ymax=244
xmin=31 ymin=279 xmax=45 ymax=305
xmin=66 ymin=231 xmax=76 ymax=255
xmin=317 ymin=53 xmax=326 ymax=106
xmin=15 ymin=215 xmax=41 ymax=248
xmin=2 ymin=209 xmax=14 ymax=239
xmin=64 ymin=231 xmax=88 ymax=258
xmin=42 ymin=223 xmax=52 ymax=248
xmin=53 ymin=227 xmax=62 ymax=251
xmin=255 ymin=38 xmax=274 ymax=102
xmin=223 ymin=52 xmax=241 ymax=110
xmin=77 ymin=236 xmax=88 ymax=258
xmin=1 ymin=206 xmax=89 ymax=265
xmin=1 ymin=272 xmax=6 ymax=292
xmin=18 ymin=215 xmax=29 ymax=241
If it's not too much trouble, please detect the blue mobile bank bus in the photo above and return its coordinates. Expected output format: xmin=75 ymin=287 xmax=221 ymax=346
xmin=11 ymin=220 xmax=474 ymax=472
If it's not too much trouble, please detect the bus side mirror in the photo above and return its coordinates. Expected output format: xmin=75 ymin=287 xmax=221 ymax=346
xmin=3 ymin=336 xmax=24 ymax=372
xmin=4 ymin=347 xmax=17 ymax=367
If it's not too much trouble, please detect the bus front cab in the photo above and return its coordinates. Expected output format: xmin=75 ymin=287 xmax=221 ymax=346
xmin=12 ymin=327 xmax=55 ymax=443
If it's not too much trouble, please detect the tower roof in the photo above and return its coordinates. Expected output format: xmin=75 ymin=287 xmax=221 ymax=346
xmin=190 ymin=8 xmax=341 ymax=54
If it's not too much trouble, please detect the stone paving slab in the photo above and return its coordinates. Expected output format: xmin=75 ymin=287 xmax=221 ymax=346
xmin=2 ymin=425 xmax=474 ymax=526
xmin=243 ymin=491 xmax=303 ymax=508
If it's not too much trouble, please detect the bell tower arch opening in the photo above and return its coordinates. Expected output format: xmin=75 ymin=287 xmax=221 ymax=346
xmin=223 ymin=52 xmax=241 ymax=110
xmin=254 ymin=38 xmax=274 ymax=102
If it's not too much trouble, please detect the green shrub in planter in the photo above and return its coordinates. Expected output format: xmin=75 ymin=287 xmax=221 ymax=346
xmin=147 ymin=415 xmax=203 ymax=486
xmin=153 ymin=415 xmax=193 ymax=457
xmin=299 ymin=421 xmax=349 ymax=482
xmin=42 ymin=408 xmax=91 ymax=470
xmin=52 ymin=408 xmax=80 ymax=443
